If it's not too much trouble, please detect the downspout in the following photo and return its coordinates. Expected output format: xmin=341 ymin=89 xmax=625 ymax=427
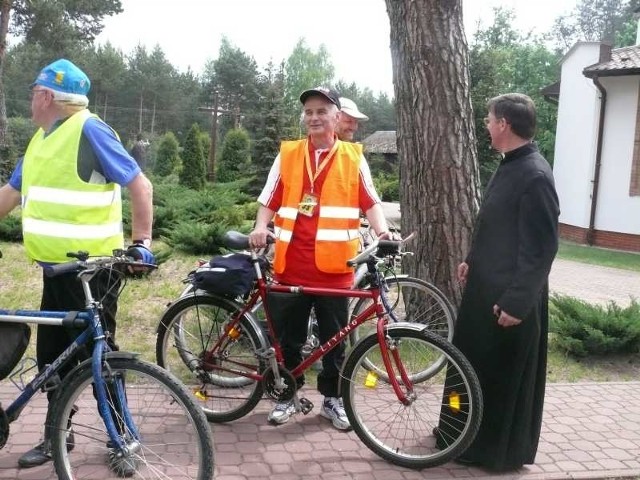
xmin=586 ymin=75 xmax=606 ymax=246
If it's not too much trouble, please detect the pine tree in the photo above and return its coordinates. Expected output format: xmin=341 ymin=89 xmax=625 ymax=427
xmin=154 ymin=132 xmax=180 ymax=177
xmin=179 ymin=124 xmax=206 ymax=190
xmin=217 ymin=128 xmax=251 ymax=183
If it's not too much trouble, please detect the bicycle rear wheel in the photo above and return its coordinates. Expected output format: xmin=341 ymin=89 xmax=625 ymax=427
xmin=350 ymin=276 xmax=455 ymax=343
xmin=156 ymin=293 xmax=266 ymax=422
xmin=340 ymin=326 xmax=482 ymax=469
xmin=50 ymin=356 xmax=213 ymax=480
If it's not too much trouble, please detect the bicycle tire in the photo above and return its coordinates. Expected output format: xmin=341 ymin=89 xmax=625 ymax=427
xmin=350 ymin=276 xmax=455 ymax=342
xmin=50 ymin=356 xmax=214 ymax=480
xmin=340 ymin=325 xmax=482 ymax=469
xmin=156 ymin=293 xmax=266 ymax=422
xmin=349 ymin=276 xmax=455 ymax=383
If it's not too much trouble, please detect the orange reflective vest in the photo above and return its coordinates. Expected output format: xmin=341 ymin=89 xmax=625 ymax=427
xmin=273 ymin=140 xmax=362 ymax=274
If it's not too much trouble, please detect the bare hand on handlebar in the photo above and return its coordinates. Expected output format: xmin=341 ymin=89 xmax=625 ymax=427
xmin=248 ymin=225 xmax=275 ymax=250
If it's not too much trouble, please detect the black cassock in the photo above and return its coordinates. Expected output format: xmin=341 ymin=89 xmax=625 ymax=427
xmin=438 ymin=142 xmax=560 ymax=471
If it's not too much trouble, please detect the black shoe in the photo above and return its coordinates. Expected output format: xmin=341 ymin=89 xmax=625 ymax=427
xmin=455 ymin=456 xmax=481 ymax=466
xmin=18 ymin=441 xmax=51 ymax=468
xmin=17 ymin=431 xmax=75 ymax=469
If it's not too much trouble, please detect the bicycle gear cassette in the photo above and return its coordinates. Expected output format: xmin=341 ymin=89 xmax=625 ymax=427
xmin=262 ymin=366 xmax=297 ymax=402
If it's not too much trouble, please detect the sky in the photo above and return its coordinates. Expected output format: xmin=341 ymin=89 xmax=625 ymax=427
xmin=96 ymin=0 xmax=580 ymax=97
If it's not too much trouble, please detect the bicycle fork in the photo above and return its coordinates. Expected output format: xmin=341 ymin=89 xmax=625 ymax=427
xmin=375 ymin=320 xmax=416 ymax=405
xmin=92 ymin=344 xmax=141 ymax=455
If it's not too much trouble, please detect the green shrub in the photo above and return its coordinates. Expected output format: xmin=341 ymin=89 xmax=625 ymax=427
xmin=161 ymin=220 xmax=242 ymax=256
xmin=151 ymin=177 xmax=252 ymax=253
xmin=154 ymin=132 xmax=180 ymax=177
xmin=0 ymin=212 xmax=23 ymax=241
xmin=179 ymin=124 xmax=206 ymax=190
xmin=217 ymin=128 xmax=252 ymax=183
xmin=549 ymin=294 xmax=640 ymax=357
xmin=373 ymin=171 xmax=399 ymax=201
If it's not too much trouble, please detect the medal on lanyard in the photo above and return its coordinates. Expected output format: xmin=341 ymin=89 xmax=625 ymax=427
xmin=298 ymin=140 xmax=339 ymax=217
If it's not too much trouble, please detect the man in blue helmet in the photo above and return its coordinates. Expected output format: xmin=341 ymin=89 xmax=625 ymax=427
xmin=0 ymin=58 xmax=154 ymax=476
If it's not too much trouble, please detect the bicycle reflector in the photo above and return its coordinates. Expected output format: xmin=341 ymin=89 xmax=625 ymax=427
xmin=448 ymin=391 xmax=461 ymax=413
xmin=364 ymin=371 xmax=378 ymax=388
xmin=194 ymin=389 xmax=207 ymax=401
xmin=226 ymin=325 xmax=241 ymax=339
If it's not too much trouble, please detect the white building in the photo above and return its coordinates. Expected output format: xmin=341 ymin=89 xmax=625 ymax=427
xmin=550 ymin=40 xmax=640 ymax=251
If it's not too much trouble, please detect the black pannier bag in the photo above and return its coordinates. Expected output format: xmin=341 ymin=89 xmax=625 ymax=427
xmin=192 ymin=252 xmax=265 ymax=297
xmin=0 ymin=322 xmax=30 ymax=380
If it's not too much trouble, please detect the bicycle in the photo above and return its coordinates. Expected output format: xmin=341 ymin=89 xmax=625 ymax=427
xmin=0 ymin=250 xmax=213 ymax=479
xmin=156 ymin=231 xmax=482 ymax=469
xmin=166 ymin=229 xmax=456 ymax=386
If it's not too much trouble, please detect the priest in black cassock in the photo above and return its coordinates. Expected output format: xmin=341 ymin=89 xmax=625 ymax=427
xmin=437 ymin=93 xmax=559 ymax=471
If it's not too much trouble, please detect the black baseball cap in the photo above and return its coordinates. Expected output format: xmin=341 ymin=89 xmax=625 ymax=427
xmin=299 ymin=87 xmax=341 ymax=109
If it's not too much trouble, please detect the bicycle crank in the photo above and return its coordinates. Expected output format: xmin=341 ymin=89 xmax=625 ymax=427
xmin=262 ymin=366 xmax=297 ymax=402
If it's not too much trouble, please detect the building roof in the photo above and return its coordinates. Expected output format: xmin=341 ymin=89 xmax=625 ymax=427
xmin=540 ymin=80 xmax=560 ymax=104
xmin=362 ymin=130 xmax=397 ymax=154
xmin=583 ymin=44 xmax=640 ymax=77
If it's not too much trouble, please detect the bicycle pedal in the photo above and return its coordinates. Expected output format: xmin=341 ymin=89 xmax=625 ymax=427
xmin=299 ymin=397 xmax=314 ymax=415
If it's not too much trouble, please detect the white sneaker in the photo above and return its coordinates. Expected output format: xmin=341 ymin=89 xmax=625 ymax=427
xmin=268 ymin=400 xmax=295 ymax=425
xmin=320 ymin=397 xmax=351 ymax=431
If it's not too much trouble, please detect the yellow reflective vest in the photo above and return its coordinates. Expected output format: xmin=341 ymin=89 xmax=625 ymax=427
xmin=22 ymin=109 xmax=124 ymax=263
xmin=273 ymin=139 xmax=361 ymax=274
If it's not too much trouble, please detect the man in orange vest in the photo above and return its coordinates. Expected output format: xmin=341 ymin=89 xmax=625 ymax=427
xmin=249 ymin=87 xmax=390 ymax=430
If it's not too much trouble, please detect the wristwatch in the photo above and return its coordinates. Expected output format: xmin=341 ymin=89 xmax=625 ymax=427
xmin=133 ymin=238 xmax=152 ymax=249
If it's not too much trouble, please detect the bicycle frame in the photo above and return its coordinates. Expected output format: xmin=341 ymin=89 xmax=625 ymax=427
xmin=204 ymin=252 xmax=415 ymax=404
xmin=0 ymin=268 xmax=137 ymax=451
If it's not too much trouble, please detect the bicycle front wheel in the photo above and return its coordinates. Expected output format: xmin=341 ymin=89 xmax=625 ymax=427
xmin=50 ymin=356 xmax=214 ymax=480
xmin=350 ymin=277 xmax=456 ymax=382
xmin=341 ymin=326 xmax=482 ymax=469
xmin=156 ymin=293 xmax=266 ymax=422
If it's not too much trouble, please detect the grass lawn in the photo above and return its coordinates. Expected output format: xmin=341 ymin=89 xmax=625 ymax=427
xmin=557 ymin=240 xmax=640 ymax=272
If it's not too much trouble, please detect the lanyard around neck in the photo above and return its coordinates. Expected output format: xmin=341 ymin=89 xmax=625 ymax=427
xmin=304 ymin=139 xmax=339 ymax=193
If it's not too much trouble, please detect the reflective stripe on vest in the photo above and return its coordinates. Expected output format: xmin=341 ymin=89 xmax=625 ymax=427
xmin=273 ymin=139 xmax=362 ymax=274
xmin=22 ymin=109 xmax=124 ymax=263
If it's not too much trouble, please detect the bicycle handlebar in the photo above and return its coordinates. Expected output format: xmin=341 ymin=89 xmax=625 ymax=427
xmin=44 ymin=251 xmax=158 ymax=277
xmin=347 ymin=231 xmax=415 ymax=267
xmin=222 ymin=230 xmax=274 ymax=250
xmin=223 ymin=230 xmax=415 ymax=269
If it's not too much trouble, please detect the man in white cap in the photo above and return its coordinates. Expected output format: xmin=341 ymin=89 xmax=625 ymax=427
xmin=0 ymin=58 xmax=154 ymax=476
xmin=336 ymin=97 xmax=369 ymax=141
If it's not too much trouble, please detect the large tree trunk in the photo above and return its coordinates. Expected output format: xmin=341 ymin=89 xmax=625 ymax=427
xmin=385 ymin=0 xmax=481 ymax=305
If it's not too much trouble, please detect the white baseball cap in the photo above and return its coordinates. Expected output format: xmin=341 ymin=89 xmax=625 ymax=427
xmin=339 ymin=97 xmax=369 ymax=121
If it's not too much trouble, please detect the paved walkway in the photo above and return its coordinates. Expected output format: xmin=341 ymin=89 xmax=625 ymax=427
xmin=549 ymin=258 xmax=639 ymax=306
xmin=0 ymin=258 xmax=638 ymax=479
xmin=0 ymin=383 xmax=639 ymax=480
